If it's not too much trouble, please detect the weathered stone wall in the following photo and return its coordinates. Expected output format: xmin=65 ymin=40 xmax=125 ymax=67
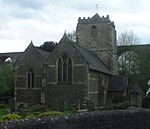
xmin=45 ymin=84 xmax=84 ymax=109
xmin=88 ymin=71 xmax=110 ymax=107
xmin=0 ymin=108 xmax=150 ymax=129
xmin=88 ymin=71 xmax=99 ymax=106
xmin=76 ymin=14 xmax=118 ymax=74
xmin=45 ymin=38 xmax=89 ymax=109
xmin=16 ymin=89 xmax=41 ymax=104
xmin=15 ymin=43 xmax=44 ymax=104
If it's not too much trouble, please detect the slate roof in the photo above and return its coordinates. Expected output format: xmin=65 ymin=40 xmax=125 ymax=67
xmin=58 ymin=34 xmax=112 ymax=75
xmin=37 ymin=48 xmax=50 ymax=59
xmin=71 ymin=42 xmax=112 ymax=75
xmin=108 ymin=75 xmax=128 ymax=92
xmin=13 ymin=34 xmax=112 ymax=75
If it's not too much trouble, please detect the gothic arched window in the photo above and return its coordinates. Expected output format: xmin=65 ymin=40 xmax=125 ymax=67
xmin=91 ymin=25 xmax=97 ymax=38
xmin=28 ymin=69 xmax=34 ymax=88
xmin=68 ymin=58 xmax=72 ymax=82
xmin=57 ymin=56 xmax=72 ymax=83
xmin=58 ymin=58 xmax=62 ymax=82
xmin=63 ymin=62 xmax=67 ymax=82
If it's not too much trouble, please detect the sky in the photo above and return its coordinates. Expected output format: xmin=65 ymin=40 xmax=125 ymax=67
xmin=0 ymin=0 xmax=150 ymax=52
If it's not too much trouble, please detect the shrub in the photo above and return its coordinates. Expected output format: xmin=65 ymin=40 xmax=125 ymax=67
xmin=18 ymin=104 xmax=52 ymax=113
xmin=38 ymin=111 xmax=63 ymax=118
xmin=1 ymin=113 xmax=22 ymax=122
xmin=25 ymin=114 xmax=36 ymax=119
xmin=117 ymin=101 xmax=131 ymax=109
xmin=63 ymin=110 xmax=73 ymax=116
xmin=0 ymin=104 xmax=7 ymax=109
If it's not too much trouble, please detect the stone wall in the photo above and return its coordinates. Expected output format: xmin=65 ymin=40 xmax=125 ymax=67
xmin=45 ymin=37 xmax=89 ymax=109
xmin=88 ymin=71 xmax=109 ymax=106
xmin=76 ymin=14 xmax=118 ymax=74
xmin=15 ymin=43 xmax=44 ymax=104
xmin=88 ymin=71 xmax=99 ymax=106
xmin=0 ymin=108 xmax=150 ymax=129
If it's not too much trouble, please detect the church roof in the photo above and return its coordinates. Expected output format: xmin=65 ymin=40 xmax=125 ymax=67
xmin=37 ymin=48 xmax=50 ymax=59
xmin=25 ymin=41 xmax=50 ymax=60
xmin=71 ymin=42 xmax=112 ymax=75
xmin=57 ymin=34 xmax=112 ymax=75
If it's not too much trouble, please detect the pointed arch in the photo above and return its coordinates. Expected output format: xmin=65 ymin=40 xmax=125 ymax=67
xmin=91 ymin=25 xmax=97 ymax=38
xmin=63 ymin=62 xmax=67 ymax=82
xmin=57 ymin=56 xmax=73 ymax=83
xmin=58 ymin=58 xmax=62 ymax=82
xmin=28 ymin=68 xmax=34 ymax=88
xmin=68 ymin=57 xmax=72 ymax=82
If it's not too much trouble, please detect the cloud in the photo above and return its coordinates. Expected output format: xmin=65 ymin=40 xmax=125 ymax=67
xmin=0 ymin=0 xmax=150 ymax=52
xmin=0 ymin=39 xmax=28 ymax=52
xmin=1 ymin=0 xmax=48 ymax=10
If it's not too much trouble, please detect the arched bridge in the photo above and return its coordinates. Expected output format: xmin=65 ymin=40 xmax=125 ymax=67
xmin=0 ymin=52 xmax=23 ymax=64
xmin=117 ymin=44 xmax=150 ymax=59
xmin=0 ymin=44 xmax=150 ymax=87
xmin=117 ymin=44 xmax=150 ymax=87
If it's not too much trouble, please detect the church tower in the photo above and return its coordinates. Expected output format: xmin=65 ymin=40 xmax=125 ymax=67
xmin=76 ymin=13 xmax=118 ymax=74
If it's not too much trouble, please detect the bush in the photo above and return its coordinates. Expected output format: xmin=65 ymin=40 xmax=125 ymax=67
xmin=63 ymin=110 xmax=73 ymax=116
xmin=38 ymin=111 xmax=63 ymax=118
xmin=0 ymin=63 xmax=14 ymax=98
xmin=25 ymin=114 xmax=36 ymax=119
xmin=117 ymin=101 xmax=131 ymax=109
xmin=18 ymin=104 xmax=52 ymax=113
xmin=0 ymin=104 xmax=7 ymax=109
xmin=1 ymin=113 xmax=22 ymax=122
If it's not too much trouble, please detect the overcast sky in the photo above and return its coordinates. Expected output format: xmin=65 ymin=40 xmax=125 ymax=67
xmin=0 ymin=0 xmax=150 ymax=52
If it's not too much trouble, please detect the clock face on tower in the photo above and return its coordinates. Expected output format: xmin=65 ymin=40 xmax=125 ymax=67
xmin=90 ymin=40 xmax=98 ymax=48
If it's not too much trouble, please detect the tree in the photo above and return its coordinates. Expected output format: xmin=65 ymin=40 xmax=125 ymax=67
xmin=118 ymin=31 xmax=141 ymax=75
xmin=66 ymin=30 xmax=76 ymax=42
xmin=0 ymin=62 xmax=14 ymax=101
xmin=117 ymin=31 xmax=141 ymax=46
xmin=38 ymin=41 xmax=57 ymax=52
xmin=118 ymin=51 xmax=140 ymax=75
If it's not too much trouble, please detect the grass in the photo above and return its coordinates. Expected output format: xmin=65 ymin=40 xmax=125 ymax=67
xmin=0 ymin=102 xmax=132 ymax=122
xmin=0 ymin=104 xmax=74 ymax=122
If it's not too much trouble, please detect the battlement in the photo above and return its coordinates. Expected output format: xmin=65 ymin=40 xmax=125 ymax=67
xmin=78 ymin=13 xmax=115 ymax=28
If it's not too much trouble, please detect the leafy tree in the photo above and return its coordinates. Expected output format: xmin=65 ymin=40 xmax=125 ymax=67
xmin=0 ymin=62 xmax=14 ymax=100
xmin=118 ymin=31 xmax=141 ymax=75
xmin=118 ymin=51 xmax=140 ymax=75
xmin=66 ymin=30 xmax=76 ymax=42
xmin=38 ymin=41 xmax=57 ymax=52
xmin=117 ymin=31 xmax=141 ymax=46
xmin=117 ymin=31 xmax=143 ymax=90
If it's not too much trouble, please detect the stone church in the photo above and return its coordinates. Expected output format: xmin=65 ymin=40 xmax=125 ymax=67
xmin=14 ymin=13 xmax=119 ymax=109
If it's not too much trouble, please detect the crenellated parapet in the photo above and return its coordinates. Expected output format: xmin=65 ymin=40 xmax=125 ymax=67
xmin=78 ymin=13 xmax=115 ymax=28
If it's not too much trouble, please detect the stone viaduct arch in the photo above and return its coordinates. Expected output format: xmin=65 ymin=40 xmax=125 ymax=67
xmin=117 ymin=44 xmax=150 ymax=89
xmin=0 ymin=44 xmax=150 ymax=90
xmin=0 ymin=52 xmax=23 ymax=64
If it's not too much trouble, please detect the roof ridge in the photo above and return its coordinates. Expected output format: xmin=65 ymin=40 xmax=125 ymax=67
xmin=36 ymin=48 xmax=50 ymax=59
xmin=71 ymin=42 xmax=112 ymax=75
